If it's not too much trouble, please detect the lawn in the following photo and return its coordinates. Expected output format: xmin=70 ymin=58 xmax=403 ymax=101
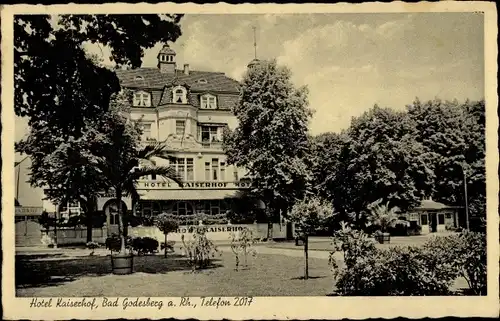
xmin=16 ymin=250 xmax=336 ymax=297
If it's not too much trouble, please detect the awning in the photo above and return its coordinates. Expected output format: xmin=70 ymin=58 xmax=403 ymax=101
xmin=137 ymin=189 xmax=243 ymax=201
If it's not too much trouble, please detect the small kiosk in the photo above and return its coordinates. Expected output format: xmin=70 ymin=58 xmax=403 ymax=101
xmin=409 ymin=198 xmax=460 ymax=234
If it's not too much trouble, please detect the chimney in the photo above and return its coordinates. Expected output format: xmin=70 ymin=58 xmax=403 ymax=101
xmin=183 ymin=64 xmax=190 ymax=75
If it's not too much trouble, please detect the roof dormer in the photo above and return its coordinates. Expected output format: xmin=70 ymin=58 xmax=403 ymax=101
xmin=172 ymin=85 xmax=187 ymax=104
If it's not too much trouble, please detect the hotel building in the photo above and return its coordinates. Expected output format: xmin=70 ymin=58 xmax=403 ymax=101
xmin=100 ymin=45 xmax=276 ymax=236
xmin=14 ymin=45 xmax=292 ymax=245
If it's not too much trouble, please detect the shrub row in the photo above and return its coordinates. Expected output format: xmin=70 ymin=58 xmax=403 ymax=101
xmin=330 ymin=224 xmax=486 ymax=296
xmin=105 ymin=234 xmax=170 ymax=255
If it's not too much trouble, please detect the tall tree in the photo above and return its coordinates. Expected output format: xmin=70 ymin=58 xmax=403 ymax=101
xmin=407 ymin=98 xmax=486 ymax=225
xmin=15 ymin=14 xmax=183 ymax=240
xmin=223 ymin=59 xmax=313 ymax=239
xmin=312 ymin=105 xmax=434 ymax=227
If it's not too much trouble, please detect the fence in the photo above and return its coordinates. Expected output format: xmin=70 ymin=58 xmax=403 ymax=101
xmin=42 ymin=226 xmax=108 ymax=245
xmin=31 ymin=222 xmax=290 ymax=246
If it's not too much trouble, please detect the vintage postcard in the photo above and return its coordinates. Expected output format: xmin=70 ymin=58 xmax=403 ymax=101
xmin=1 ymin=2 xmax=498 ymax=320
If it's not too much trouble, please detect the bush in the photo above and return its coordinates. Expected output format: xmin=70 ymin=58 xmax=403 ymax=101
xmin=132 ymin=237 xmax=159 ymax=255
xmin=331 ymin=222 xmax=377 ymax=270
xmin=180 ymin=229 xmax=220 ymax=270
xmin=424 ymin=231 xmax=486 ymax=295
xmin=105 ymin=234 xmax=133 ymax=253
xmin=128 ymin=215 xmax=156 ymax=227
xmin=329 ymin=222 xmax=457 ymax=296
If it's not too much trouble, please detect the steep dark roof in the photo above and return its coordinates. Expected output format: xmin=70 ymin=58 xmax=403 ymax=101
xmin=116 ymin=68 xmax=240 ymax=93
xmin=415 ymin=199 xmax=449 ymax=210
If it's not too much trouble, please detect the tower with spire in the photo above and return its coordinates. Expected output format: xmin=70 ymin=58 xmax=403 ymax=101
xmin=247 ymin=26 xmax=261 ymax=69
xmin=157 ymin=43 xmax=176 ymax=74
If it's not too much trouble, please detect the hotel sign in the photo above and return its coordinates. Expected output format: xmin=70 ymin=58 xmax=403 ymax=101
xmin=15 ymin=206 xmax=43 ymax=216
xmin=174 ymin=225 xmax=246 ymax=234
xmin=138 ymin=181 xmax=252 ymax=190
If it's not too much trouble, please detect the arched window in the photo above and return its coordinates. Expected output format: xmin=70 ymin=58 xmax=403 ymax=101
xmin=172 ymin=86 xmax=187 ymax=104
xmin=104 ymin=200 xmax=128 ymax=225
xmin=200 ymin=94 xmax=217 ymax=109
xmin=133 ymin=91 xmax=151 ymax=107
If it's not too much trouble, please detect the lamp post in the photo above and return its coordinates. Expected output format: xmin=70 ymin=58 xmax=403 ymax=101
xmin=461 ymin=163 xmax=470 ymax=230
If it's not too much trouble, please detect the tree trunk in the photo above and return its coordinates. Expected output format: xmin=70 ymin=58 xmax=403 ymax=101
xmin=265 ymin=202 xmax=274 ymax=241
xmin=164 ymin=233 xmax=167 ymax=258
xmin=84 ymin=197 xmax=97 ymax=243
xmin=54 ymin=209 xmax=58 ymax=249
xmin=304 ymin=235 xmax=309 ymax=280
xmin=116 ymin=190 xmax=126 ymax=255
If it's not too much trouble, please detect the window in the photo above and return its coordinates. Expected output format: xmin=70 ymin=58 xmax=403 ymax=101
xmin=178 ymin=158 xmax=185 ymax=180
xmin=200 ymin=94 xmax=217 ymax=109
xmin=220 ymin=162 xmax=226 ymax=181
xmin=139 ymin=201 xmax=161 ymax=219
xmin=172 ymin=86 xmax=187 ymax=104
xmin=133 ymin=91 xmax=151 ymax=107
xmin=176 ymin=120 xmax=185 ymax=135
xmin=205 ymin=162 xmax=210 ymax=180
xmin=438 ymin=214 xmax=445 ymax=225
xmin=203 ymin=159 xmax=225 ymax=181
xmin=160 ymin=55 xmax=174 ymax=62
xmin=171 ymin=157 xmax=194 ymax=181
xmin=212 ymin=158 xmax=219 ymax=181
xmin=421 ymin=214 xmax=428 ymax=226
xmin=172 ymin=201 xmax=195 ymax=225
xmin=187 ymin=159 xmax=194 ymax=181
xmin=200 ymin=125 xmax=222 ymax=146
xmin=203 ymin=200 xmax=224 ymax=215
xmin=234 ymin=168 xmax=239 ymax=181
xmin=151 ymin=174 xmax=156 ymax=180
xmin=106 ymin=202 xmax=120 ymax=225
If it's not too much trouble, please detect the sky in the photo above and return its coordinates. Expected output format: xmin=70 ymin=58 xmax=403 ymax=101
xmin=15 ymin=12 xmax=484 ymax=143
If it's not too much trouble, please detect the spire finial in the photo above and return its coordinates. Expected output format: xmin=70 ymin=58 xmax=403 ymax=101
xmin=252 ymin=26 xmax=257 ymax=59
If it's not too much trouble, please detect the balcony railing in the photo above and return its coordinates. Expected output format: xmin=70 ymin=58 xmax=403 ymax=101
xmin=201 ymin=140 xmax=222 ymax=149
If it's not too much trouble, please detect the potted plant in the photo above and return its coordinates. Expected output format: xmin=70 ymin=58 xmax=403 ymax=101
xmin=92 ymin=92 xmax=182 ymax=274
xmin=366 ymin=199 xmax=399 ymax=244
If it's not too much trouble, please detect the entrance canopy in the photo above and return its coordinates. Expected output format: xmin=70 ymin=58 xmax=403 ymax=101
xmin=137 ymin=189 xmax=242 ymax=201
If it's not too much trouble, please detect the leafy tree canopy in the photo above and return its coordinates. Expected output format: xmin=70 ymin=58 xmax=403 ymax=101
xmin=223 ymin=59 xmax=313 ymax=211
xmin=15 ymin=14 xmax=183 ymax=210
xmin=311 ymin=98 xmax=485 ymax=225
xmin=15 ymin=14 xmax=183 ymax=126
